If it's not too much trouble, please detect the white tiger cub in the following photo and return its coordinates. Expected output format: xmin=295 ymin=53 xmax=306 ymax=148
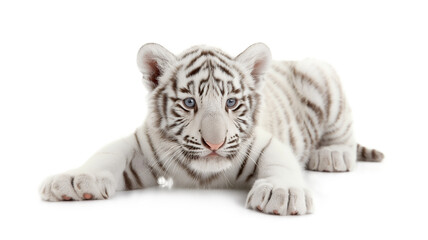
xmin=39 ymin=43 xmax=384 ymax=215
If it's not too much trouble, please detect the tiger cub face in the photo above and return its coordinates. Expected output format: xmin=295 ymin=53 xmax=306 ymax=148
xmin=137 ymin=43 xmax=271 ymax=174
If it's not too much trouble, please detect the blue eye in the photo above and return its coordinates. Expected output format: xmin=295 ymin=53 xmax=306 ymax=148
xmin=183 ymin=97 xmax=196 ymax=108
xmin=226 ymin=98 xmax=237 ymax=108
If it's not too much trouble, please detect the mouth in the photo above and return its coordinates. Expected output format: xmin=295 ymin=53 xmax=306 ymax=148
xmin=207 ymin=151 xmax=219 ymax=157
xmin=188 ymin=151 xmax=232 ymax=173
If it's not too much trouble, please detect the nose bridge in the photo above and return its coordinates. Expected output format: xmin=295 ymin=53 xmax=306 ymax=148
xmin=200 ymin=100 xmax=226 ymax=145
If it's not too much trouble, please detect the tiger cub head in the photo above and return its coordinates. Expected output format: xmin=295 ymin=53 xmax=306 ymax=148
xmin=137 ymin=43 xmax=271 ymax=174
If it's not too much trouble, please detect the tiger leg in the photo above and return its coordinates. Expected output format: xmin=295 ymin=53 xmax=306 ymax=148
xmin=246 ymin=128 xmax=314 ymax=215
xmin=39 ymin=129 xmax=152 ymax=201
xmin=307 ymin=115 xmax=357 ymax=172
xmin=304 ymin=60 xmax=358 ymax=172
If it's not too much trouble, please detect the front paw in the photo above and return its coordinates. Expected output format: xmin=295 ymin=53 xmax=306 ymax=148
xmin=246 ymin=179 xmax=313 ymax=216
xmin=39 ymin=172 xmax=116 ymax=201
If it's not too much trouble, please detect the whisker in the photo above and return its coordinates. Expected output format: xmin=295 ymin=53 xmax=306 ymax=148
xmin=221 ymin=170 xmax=232 ymax=188
xmin=161 ymin=145 xmax=182 ymax=175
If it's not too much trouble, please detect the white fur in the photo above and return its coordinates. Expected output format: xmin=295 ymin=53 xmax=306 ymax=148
xmin=40 ymin=43 xmax=368 ymax=216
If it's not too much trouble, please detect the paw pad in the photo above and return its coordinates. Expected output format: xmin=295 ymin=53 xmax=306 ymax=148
xmin=61 ymin=195 xmax=72 ymax=201
xmin=83 ymin=193 xmax=93 ymax=200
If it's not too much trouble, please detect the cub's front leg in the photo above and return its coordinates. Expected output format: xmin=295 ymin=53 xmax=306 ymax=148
xmin=246 ymin=130 xmax=313 ymax=215
xmin=39 ymin=129 xmax=153 ymax=201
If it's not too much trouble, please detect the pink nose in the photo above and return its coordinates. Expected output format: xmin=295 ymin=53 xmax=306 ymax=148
xmin=204 ymin=140 xmax=225 ymax=151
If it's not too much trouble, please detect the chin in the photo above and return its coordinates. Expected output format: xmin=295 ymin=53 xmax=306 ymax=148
xmin=188 ymin=156 xmax=232 ymax=174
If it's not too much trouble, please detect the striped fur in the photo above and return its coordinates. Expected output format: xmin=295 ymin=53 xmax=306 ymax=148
xmin=40 ymin=43 xmax=383 ymax=215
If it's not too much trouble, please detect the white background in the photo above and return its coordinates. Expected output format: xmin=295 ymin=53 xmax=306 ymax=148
xmin=1 ymin=0 xmax=427 ymax=239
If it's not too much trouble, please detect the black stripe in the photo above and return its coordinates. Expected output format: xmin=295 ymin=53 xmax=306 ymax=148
xmin=186 ymin=65 xmax=202 ymax=78
xmin=215 ymin=50 xmax=232 ymax=60
xmin=303 ymin=97 xmax=324 ymax=123
xmin=187 ymin=81 xmax=195 ymax=95
xmin=101 ymin=187 xmax=109 ymax=199
xmin=304 ymin=121 xmax=315 ymax=145
xmin=185 ymin=139 xmax=202 ymax=146
xmin=237 ymin=117 xmax=248 ymax=125
xmin=227 ymin=138 xmax=239 ymax=145
xmin=252 ymin=93 xmax=261 ymax=125
xmin=204 ymin=84 xmax=210 ymax=96
xmin=208 ymin=52 xmax=231 ymax=68
xmin=362 ymin=146 xmax=368 ymax=159
xmin=314 ymin=64 xmax=333 ymax=123
xmin=123 ymin=171 xmax=133 ymax=190
xmin=216 ymin=64 xmax=233 ymax=77
xmin=323 ymin=125 xmax=341 ymax=136
xmin=236 ymin=138 xmax=255 ymax=180
xmin=238 ymin=109 xmax=248 ymax=117
xmin=179 ymin=87 xmax=191 ymax=94
xmin=170 ymin=65 xmax=182 ymax=96
xmin=289 ymin=78 xmax=324 ymax=124
xmin=322 ymin=123 xmax=353 ymax=143
xmin=167 ymin=118 xmax=185 ymax=129
xmin=176 ymin=104 xmax=190 ymax=113
xmin=324 ymin=122 xmax=352 ymax=139
xmin=159 ymin=129 xmax=179 ymax=143
xmin=225 ymin=144 xmax=239 ymax=150
xmin=180 ymin=49 xmax=199 ymax=60
xmin=129 ymin=157 xmax=143 ymax=188
xmin=185 ymin=51 xmax=213 ymax=69
xmin=305 ymin=113 xmax=319 ymax=142
xmin=172 ymin=76 xmax=177 ymax=95
xmin=212 ymin=75 xmax=225 ymax=95
xmin=162 ymin=93 xmax=168 ymax=119
xmin=291 ymin=66 xmax=324 ymax=97
xmin=334 ymin=95 xmax=345 ymax=123
xmin=198 ymin=76 xmax=209 ymax=95
xmin=194 ymin=101 xmax=198 ymax=114
xmin=145 ymin=130 xmax=167 ymax=173
xmin=134 ymin=132 xmax=143 ymax=155
xmin=152 ymin=85 xmax=167 ymax=127
xmin=183 ymin=144 xmax=203 ymax=151
xmin=227 ymin=81 xmax=241 ymax=94
xmin=248 ymin=95 xmax=253 ymax=110
xmin=171 ymin=109 xmax=183 ymax=117
xmin=239 ymin=77 xmax=246 ymax=92
xmin=175 ymin=124 xmax=186 ymax=136
xmin=175 ymin=104 xmax=190 ymax=113
xmin=186 ymin=55 xmax=201 ymax=70
xmin=289 ymin=128 xmax=297 ymax=153
xmin=296 ymin=114 xmax=309 ymax=152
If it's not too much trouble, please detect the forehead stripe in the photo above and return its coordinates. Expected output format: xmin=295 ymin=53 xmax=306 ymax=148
xmin=186 ymin=65 xmax=202 ymax=78
xmin=216 ymin=64 xmax=233 ymax=78
xmin=180 ymin=49 xmax=200 ymax=60
xmin=185 ymin=50 xmax=230 ymax=70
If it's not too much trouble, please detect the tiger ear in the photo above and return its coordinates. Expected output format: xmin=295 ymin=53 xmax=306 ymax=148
xmin=137 ymin=43 xmax=177 ymax=91
xmin=235 ymin=43 xmax=272 ymax=87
